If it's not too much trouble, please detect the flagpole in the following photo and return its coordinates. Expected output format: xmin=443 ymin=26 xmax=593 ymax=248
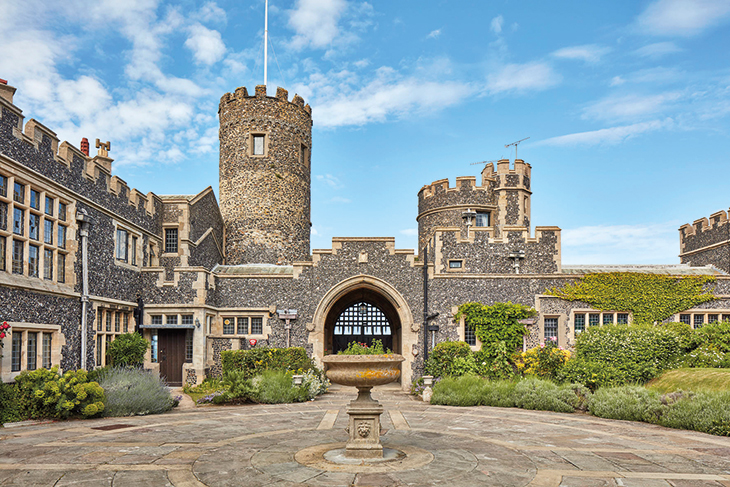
xmin=264 ymin=0 xmax=268 ymax=86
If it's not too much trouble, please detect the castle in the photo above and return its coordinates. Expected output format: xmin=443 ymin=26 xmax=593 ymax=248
xmin=1 ymin=79 xmax=729 ymax=388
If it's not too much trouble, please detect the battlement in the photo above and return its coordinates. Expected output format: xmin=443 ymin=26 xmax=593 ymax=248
xmin=0 ymin=83 xmax=159 ymax=217
xmin=418 ymin=175 xmax=491 ymax=200
xmin=679 ymin=210 xmax=730 ymax=240
xmin=219 ymin=85 xmax=312 ymax=117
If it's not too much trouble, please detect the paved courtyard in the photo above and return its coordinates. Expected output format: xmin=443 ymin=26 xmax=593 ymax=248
xmin=1 ymin=384 xmax=729 ymax=487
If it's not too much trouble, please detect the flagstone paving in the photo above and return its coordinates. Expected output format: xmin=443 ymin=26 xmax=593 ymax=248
xmin=1 ymin=384 xmax=729 ymax=486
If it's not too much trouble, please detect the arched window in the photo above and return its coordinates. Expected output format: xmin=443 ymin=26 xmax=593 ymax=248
xmin=332 ymin=302 xmax=391 ymax=352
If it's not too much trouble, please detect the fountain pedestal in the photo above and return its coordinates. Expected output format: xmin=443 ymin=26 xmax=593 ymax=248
xmin=322 ymin=354 xmax=405 ymax=460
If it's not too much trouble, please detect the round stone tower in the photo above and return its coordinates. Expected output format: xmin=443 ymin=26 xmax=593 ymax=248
xmin=219 ymin=85 xmax=312 ymax=265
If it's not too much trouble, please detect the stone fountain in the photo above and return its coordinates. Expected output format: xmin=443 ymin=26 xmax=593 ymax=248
xmin=321 ymin=353 xmax=405 ymax=459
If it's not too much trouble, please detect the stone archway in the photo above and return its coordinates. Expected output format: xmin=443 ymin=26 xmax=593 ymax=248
xmin=308 ymin=275 xmax=417 ymax=389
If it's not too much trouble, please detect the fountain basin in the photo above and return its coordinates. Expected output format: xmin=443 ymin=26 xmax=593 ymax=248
xmin=321 ymin=354 xmax=405 ymax=387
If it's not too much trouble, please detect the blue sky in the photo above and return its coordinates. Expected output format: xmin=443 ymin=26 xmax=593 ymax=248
xmin=2 ymin=0 xmax=730 ymax=264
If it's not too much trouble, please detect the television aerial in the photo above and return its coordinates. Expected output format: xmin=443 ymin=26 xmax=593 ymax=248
xmin=504 ymin=137 xmax=530 ymax=159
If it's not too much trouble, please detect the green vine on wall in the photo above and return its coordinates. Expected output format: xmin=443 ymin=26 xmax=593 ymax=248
xmin=546 ymin=272 xmax=716 ymax=325
xmin=455 ymin=301 xmax=536 ymax=357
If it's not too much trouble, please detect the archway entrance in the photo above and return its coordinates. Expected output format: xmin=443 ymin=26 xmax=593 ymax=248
xmin=324 ymin=288 xmax=401 ymax=355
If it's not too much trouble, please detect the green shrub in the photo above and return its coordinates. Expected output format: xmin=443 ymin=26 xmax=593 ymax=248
xmin=221 ymin=370 xmax=256 ymax=402
xmin=513 ymin=378 xmax=580 ymax=413
xmin=479 ymin=380 xmax=518 ymax=408
xmin=678 ymin=346 xmax=729 ymax=368
xmin=15 ymin=367 xmax=105 ymax=419
xmin=106 ymin=333 xmax=149 ymax=367
xmin=557 ymin=358 xmax=630 ymax=392
xmin=573 ymin=325 xmax=681 ymax=383
xmin=425 ymin=341 xmax=473 ymax=378
xmin=0 ymin=382 xmax=21 ymax=423
xmin=221 ymin=347 xmax=313 ymax=378
xmin=301 ymin=368 xmax=330 ymax=400
xmin=663 ymin=322 xmax=694 ymax=352
xmin=589 ymin=386 xmax=665 ymax=423
xmin=100 ymin=367 xmax=174 ymax=417
xmin=692 ymin=321 xmax=730 ymax=353
xmin=430 ymin=374 xmax=486 ymax=407
xmin=253 ymin=370 xmax=308 ymax=404
xmin=514 ymin=342 xmax=571 ymax=380
xmin=660 ymin=391 xmax=730 ymax=436
xmin=455 ymin=302 xmax=535 ymax=360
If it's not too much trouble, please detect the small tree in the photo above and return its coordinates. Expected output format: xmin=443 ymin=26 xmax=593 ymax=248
xmin=455 ymin=301 xmax=535 ymax=360
xmin=106 ymin=333 xmax=149 ymax=367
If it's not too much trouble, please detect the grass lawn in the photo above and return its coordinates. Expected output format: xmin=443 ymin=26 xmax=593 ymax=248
xmin=646 ymin=368 xmax=730 ymax=393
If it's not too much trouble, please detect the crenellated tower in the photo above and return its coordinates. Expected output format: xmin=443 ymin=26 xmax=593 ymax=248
xmin=489 ymin=158 xmax=532 ymax=233
xmin=218 ymin=85 xmax=312 ymax=265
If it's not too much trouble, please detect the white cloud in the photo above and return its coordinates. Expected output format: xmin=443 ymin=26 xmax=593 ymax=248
xmin=316 ymin=174 xmax=343 ymax=188
xmin=562 ymin=223 xmax=679 ymax=265
xmin=485 ymin=62 xmax=561 ymax=95
xmin=636 ymin=0 xmax=730 ymax=36
xmin=312 ymin=72 xmax=472 ymax=127
xmin=197 ymin=2 xmax=227 ymax=24
xmin=288 ymin=0 xmax=348 ymax=50
xmin=610 ymin=76 xmax=626 ymax=86
xmin=353 ymin=59 xmax=370 ymax=68
xmin=400 ymin=228 xmax=418 ymax=236
xmin=582 ymin=92 xmax=682 ymax=122
xmin=330 ymin=196 xmax=351 ymax=203
xmin=537 ymin=119 xmax=672 ymax=147
xmin=427 ymin=29 xmax=441 ymax=39
xmin=185 ymin=23 xmax=226 ymax=65
xmin=551 ymin=44 xmax=611 ymax=63
xmin=490 ymin=15 xmax=504 ymax=34
xmin=634 ymin=41 xmax=683 ymax=58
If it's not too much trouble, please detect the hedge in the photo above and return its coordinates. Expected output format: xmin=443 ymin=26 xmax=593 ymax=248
xmin=221 ymin=347 xmax=313 ymax=377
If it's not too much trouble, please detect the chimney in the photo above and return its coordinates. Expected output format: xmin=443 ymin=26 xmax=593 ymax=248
xmin=80 ymin=138 xmax=89 ymax=156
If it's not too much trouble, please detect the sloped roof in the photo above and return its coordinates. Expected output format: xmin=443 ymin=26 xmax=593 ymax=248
xmin=213 ymin=264 xmax=294 ymax=275
xmin=561 ymin=264 xmax=727 ymax=276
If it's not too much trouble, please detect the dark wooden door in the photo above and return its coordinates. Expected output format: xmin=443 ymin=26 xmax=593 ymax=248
xmin=158 ymin=330 xmax=186 ymax=386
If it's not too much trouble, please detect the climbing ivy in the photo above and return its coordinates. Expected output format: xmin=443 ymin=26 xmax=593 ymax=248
xmin=547 ymin=272 xmax=716 ymax=325
xmin=455 ymin=301 xmax=536 ymax=358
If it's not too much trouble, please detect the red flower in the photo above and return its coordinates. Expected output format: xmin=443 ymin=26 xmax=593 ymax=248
xmin=0 ymin=332 xmax=5 ymax=339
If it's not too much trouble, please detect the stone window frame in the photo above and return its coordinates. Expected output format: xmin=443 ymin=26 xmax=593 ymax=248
xmin=455 ymin=313 xmax=482 ymax=352
xmin=447 ymin=259 xmax=464 ymax=272
xmin=676 ymin=311 xmax=730 ymax=329
xmin=2 ymin=322 xmax=62 ymax=382
xmin=248 ymin=130 xmax=270 ymax=158
xmin=163 ymin=226 xmax=179 ymax=255
xmin=475 ymin=211 xmax=490 ymax=227
xmin=0 ymin=171 xmax=72 ymax=285
xmin=300 ymin=142 xmax=309 ymax=168
xmin=94 ymin=306 xmax=135 ymax=368
xmin=543 ymin=316 xmax=559 ymax=343
xmin=569 ymin=310 xmax=632 ymax=337
xmin=214 ymin=312 xmax=269 ymax=338
xmin=113 ymin=221 xmax=142 ymax=270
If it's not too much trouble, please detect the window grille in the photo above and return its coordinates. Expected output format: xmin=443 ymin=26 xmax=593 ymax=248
xmin=58 ymin=202 xmax=66 ymax=222
xmin=0 ymin=236 xmax=5 ymax=271
xmin=45 ymin=196 xmax=53 ymax=216
xmin=589 ymin=313 xmax=600 ymax=327
xmin=333 ymin=302 xmax=391 ymax=336
xmin=12 ymin=332 xmax=22 ymax=372
xmin=449 ymin=260 xmax=462 ymax=269
xmin=679 ymin=314 xmax=691 ymax=325
xmin=709 ymin=314 xmax=718 ymax=324
xmin=694 ymin=314 xmax=704 ymax=329
xmin=185 ymin=330 xmax=193 ymax=362
xmin=251 ymin=317 xmax=263 ymax=335
xmin=57 ymin=253 xmax=65 ymax=283
xmin=104 ymin=335 xmax=111 ymax=366
xmin=13 ymin=182 xmax=24 ymax=204
xmin=106 ymin=312 xmax=112 ymax=332
xmin=96 ymin=334 xmax=103 ymax=366
xmin=42 ymin=333 xmax=52 ymax=368
xmin=116 ymin=229 xmax=128 ymax=261
xmin=30 ymin=190 xmax=40 ymax=210
xmin=29 ymin=213 xmax=39 ymax=240
xmin=182 ymin=315 xmax=194 ymax=326
xmin=165 ymin=228 xmax=178 ymax=253
xmin=223 ymin=318 xmax=234 ymax=335
xmin=0 ymin=175 xmax=6 ymax=197
xmin=44 ymin=220 xmax=53 ymax=245
xmin=12 ymin=240 xmax=23 ymax=274
xmin=13 ymin=208 xmax=23 ymax=235
xmin=574 ymin=313 xmax=585 ymax=334
xmin=237 ymin=317 xmax=248 ymax=334
xmin=0 ymin=201 xmax=6 ymax=231
xmin=131 ymin=236 xmax=137 ymax=265
xmin=723 ymin=314 xmax=730 ymax=322
xmin=166 ymin=315 xmax=178 ymax=325
xmin=58 ymin=225 xmax=66 ymax=249
xmin=97 ymin=309 xmax=103 ymax=331
xmin=603 ymin=313 xmax=614 ymax=325
xmin=475 ymin=212 xmax=490 ymax=227
xmin=151 ymin=315 xmax=163 ymax=325
xmin=464 ymin=323 xmax=476 ymax=346
xmin=123 ymin=314 xmax=129 ymax=333
xmin=115 ymin=313 xmax=120 ymax=333
xmin=44 ymin=249 xmax=53 ymax=280
xmin=544 ymin=317 xmax=558 ymax=341
xmin=617 ymin=313 xmax=629 ymax=324
xmin=27 ymin=332 xmax=37 ymax=371
xmin=28 ymin=245 xmax=39 ymax=278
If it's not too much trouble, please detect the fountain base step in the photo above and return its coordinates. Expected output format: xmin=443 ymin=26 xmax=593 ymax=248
xmin=324 ymin=448 xmax=406 ymax=465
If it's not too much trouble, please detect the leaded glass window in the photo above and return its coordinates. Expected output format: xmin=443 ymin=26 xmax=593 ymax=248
xmin=589 ymin=313 xmax=600 ymax=327
xmin=44 ymin=249 xmax=53 ymax=280
xmin=251 ymin=317 xmax=263 ymax=335
xmin=694 ymin=314 xmax=704 ymax=329
xmin=57 ymin=253 xmax=65 ymax=283
xmin=223 ymin=318 xmax=234 ymax=335
xmin=617 ymin=313 xmax=629 ymax=324
xmin=333 ymin=302 xmax=391 ymax=336
xmin=603 ymin=313 xmax=614 ymax=325
xmin=544 ymin=317 xmax=558 ymax=341
xmin=44 ymin=220 xmax=53 ymax=244
xmin=253 ymin=135 xmax=265 ymax=155
xmin=28 ymin=244 xmax=39 ymax=278
xmin=237 ymin=317 xmax=248 ymax=335
xmin=165 ymin=228 xmax=178 ymax=253
xmin=475 ymin=212 xmax=490 ymax=227
xmin=574 ymin=313 xmax=585 ymax=334
xmin=464 ymin=323 xmax=476 ymax=346
xmin=30 ymin=189 xmax=40 ymax=210
xmin=42 ymin=333 xmax=52 ymax=369
xmin=13 ymin=182 xmax=24 ymax=204
xmin=27 ymin=332 xmax=37 ymax=371
xmin=12 ymin=331 xmax=21 ymax=372
xmin=13 ymin=208 xmax=23 ymax=235
xmin=12 ymin=240 xmax=23 ymax=274
xmin=29 ymin=213 xmax=39 ymax=240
